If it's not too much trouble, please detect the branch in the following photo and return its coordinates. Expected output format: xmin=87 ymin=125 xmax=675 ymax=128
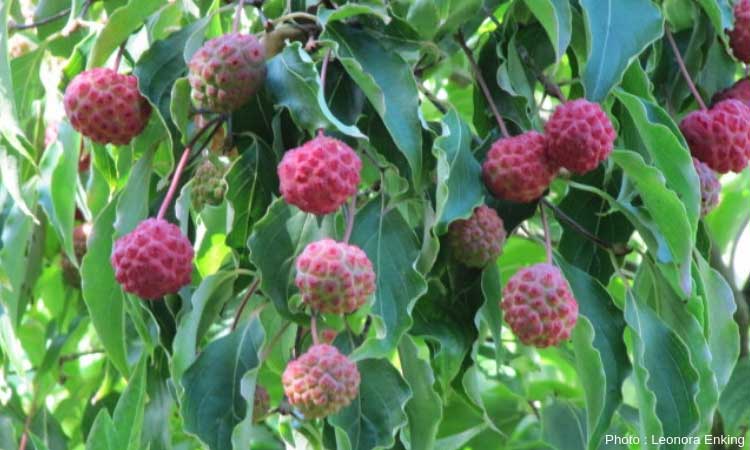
xmin=455 ymin=31 xmax=510 ymax=138
xmin=232 ymin=278 xmax=261 ymax=331
xmin=9 ymin=8 xmax=70 ymax=31
xmin=665 ymin=27 xmax=707 ymax=110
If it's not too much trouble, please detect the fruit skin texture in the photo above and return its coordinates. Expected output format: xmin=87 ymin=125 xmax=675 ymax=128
xmin=111 ymin=218 xmax=194 ymax=300
xmin=61 ymin=224 xmax=92 ymax=288
xmin=693 ymin=158 xmax=720 ymax=217
xmin=729 ymin=0 xmax=750 ymax=63
xmin=482 ymin=131 xmax=555 ymax=203
xmin=448 ymin=205 xmax=506 ymax=268
xmin=679 ymin=99 xmax=750 ymax=173
xmin=64 ymin=68 xmax=151 ymax=145
xmin=188 ymin=33 xmax=267 ymax=113
xmin=282 ymin=344 xmax=360 ymax=419
xmin=295 ymin=239 xmax=375 ymax=315
xmin=545 ymin=99 xmax=616 ymax=174
xmin=712 ymin=78 xmax=750 ymax=107
xmin=253 ymin=385 xmax=270 ymax=423
xmin=278 ymin=135 xmax=362 ymax=215
xmin=192 ymin=159 xmax=226 ymax=211
xmin=501 ymin=263 xmax=578 ymax=348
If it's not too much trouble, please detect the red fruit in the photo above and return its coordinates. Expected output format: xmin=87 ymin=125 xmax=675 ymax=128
xmin=448 ymin=205 xmax=506 ymax=268
xmin=63 ymin=68 xmax=151 ymax=145
xmin=729 ymin=0 xmax=750 ymax=63
xmin=693 ymin=158 xmax=720 ymax=217
xmin=545 ymin=99 xmax=616 ymax=174
xmin=679 ymin=99 xmax=750 ymax=173
xmin=482 ymin=131 xmax=555 ymax=203
xmin=253 ymin=385 xmax=270 ymax=423
xmin=61 ymin=223 xmax=92 ymax=288
xmin=282 ymin=344 xmax=360 ymax=418
xmin=295 ymin=239 xmax=375 ymax=315
xmin=188 ymin=33 xmax=267 ymax=113
xmin=712 ymin=78 xmax=750 ymax=107
xmin=501 ymin=263 xmax=578 ymax=348
xmin=111 ymin=218 xmax=194 ymax=300
xmin=278 ymin=135 xmax=362 ymax=215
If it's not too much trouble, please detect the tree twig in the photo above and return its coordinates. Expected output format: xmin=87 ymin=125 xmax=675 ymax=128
xmin=233 ymin=0 xmax=245 ymax=33
xmin=455 ymin=31 xmax=510 ymax=138
xmin=540 ymin=203 xmax=553 ymax=264
xmin=665 ymin=27 xmax=707 ymax=110
xmin=231 ymin=278 xmax=261 ymax=331
xmin=541 ymin=198 xmax=630 ymax=256
xmin=9 ymin=8 xmax=70 ymax=31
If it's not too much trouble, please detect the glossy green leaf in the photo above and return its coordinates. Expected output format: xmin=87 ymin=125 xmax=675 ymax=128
xmin=88 ymin=0 xmax=162 ymax=68
xmin=399 ymin=336 xmax=441 ymax=450
xmin=523 ymin=0 xmax=572 ymax=62
xmin=579 ymin=0 xmax=663 ymax=101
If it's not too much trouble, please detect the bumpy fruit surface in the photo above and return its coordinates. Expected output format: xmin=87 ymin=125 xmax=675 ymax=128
xmin=729 ymin=0 xmax=750 ymax=63
xmin=712 ymin=78 xmax=750 ymax=107
xmin=295 ymin=239 xmax=375 ymax=314
xmin=253 ymin=385 xmax=270 ymax=423
xmin=693 ymin=158 xmax=720 ymax=217
xmin=61 ymin=224 xmax=92 ymax=288
xmin=63 ymin=68 xmax=151 ymax=145
xmin=545 ymin=99 xmax=616 ymax=174
xmin=111 ymin=218 xmax=194 ymax=300
xmin=278 ymin=135 xmax=362 ymax=215
xmin=448 ymin=205 xmax=506 ymax=268
xmin=282 ymin=344 xmax=360 ymax=418
xmin=192 ymin=159 xmax=226 ymax=211
xmin=680 ymin=99 xmax=750 ymax=173
xmin=188 ymin=33 xmax=267 ymax=113
xmin=501 ymin=263 xmax=578 ymax=348
xmin=482 ymin=131 xmax=555 ymax=203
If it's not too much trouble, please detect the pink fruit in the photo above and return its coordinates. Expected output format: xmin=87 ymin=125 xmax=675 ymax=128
xmin=282 ymin=344 xmax=360 ymax=419
xmin=680 ymin=99 xmax=750 ymax=173
xmin=693 ymin=158 xmax=720 ymax=217
xmin=712 ymin=78 xmax=750 ymax=107
xmin=295 ymin=239 xmax=375 ymax=315
xmin=729 ymin=0 xmax=750 ymax=63
xmin=545 ymin=99 xmax=616 ymax=174
xmin=188 ymin=33 xmax=267 ymax=113
xmin=448 ymin=205 xmax=506 ymax=268
xmin=482 ymin=131 xmax=556 ymax=203
xmin=64 ymin=68 xmax=151 ymax=145
xmin=501 ymin=263 xmax=578 ymax=348
xmin=278 ymin=135 xmax=362 ymax=215
xmin=111 ymin=218 xmax=194 ymax=300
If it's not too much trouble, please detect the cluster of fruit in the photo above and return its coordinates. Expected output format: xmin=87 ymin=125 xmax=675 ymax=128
xmin=52 ymin=0 xmax=750 ymax=422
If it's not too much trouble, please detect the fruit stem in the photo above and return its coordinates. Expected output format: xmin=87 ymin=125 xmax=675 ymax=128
xmin=317 ymin=49 xmax=332 ymax=135
xmin=665 ymin=27 xmax=707 ymax=110
xmin=343 ymin=195 xmax=356 ymax=243
xmin=455 ymin=31 xmax=510 ymax=138
xmin=541 ymin=198 xmax=630 ymax=256
xmin=540 ymin=202 xmax=553 ymax=264
xmin=113 ymin=42 xmax=126 ymax=72
xmin=233 ymin=0 xmax=245 ymax=33
xmin=8 ymin=8 xmax=70 ymax=31
xmin=157 ymin=116 xmax=225 ymax=220
xmin=310 ymin=314 xmax=320 ymax=345
xmin=232 ymin=278 xmax=261 ymax=331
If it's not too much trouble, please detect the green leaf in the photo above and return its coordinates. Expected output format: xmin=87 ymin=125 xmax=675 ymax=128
xmin=318 ymin=3 xmax=388 ymax=26
xmin=541 ymin=401 xmax=586 ymax=450
xmin=0 ymin=0 xmax=17 ymax=121
xmin=433 ymin=109 xmax=483 ymax=235
xmin=694 ymin=0 xmax=733 ymax=35
xmin=80 ymin=200 xmax=129 ymax=376
xmin=171 ymin=271 xmax=238 ymax=382
xmin=181 ymin=318 xmax=265 ymax=450
xmin=10 ymin=47 xmax=45 ymax=122
xmin=323 ymin=23 xmax=423 ymax=188
xmin=88 ymin=0 xmax=163 ymax=68
xmin=247 ymin=198 xmax=334 ymax=319
xmin=623 ymin=290 xmax=700 ymax=447
xmin=398 ymin=336 xmax=441 ymax=450
xmin=610 ymin=150 xmax=693 ymax=297
xmin=38 ymin=122 xmax=80 ymax=264
xmin=613 ymin=90 xmax=701 ymax=234
xmin=329 ymin=358 xmax=410 ymax=450
xmin=350 ymin=198 xmax=427 ymax=360
xmin=719 ymin=359 xmax=750 ymax=436
xmin=265 ymin=42 xmax=364 ymax=138
xmin=523 ymin=0 xmax=572 ymax=62
xmin=558 ymin=257 xmax=630 ymax=450
xmin=579 ymin=0 xmax=663 ymax=101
